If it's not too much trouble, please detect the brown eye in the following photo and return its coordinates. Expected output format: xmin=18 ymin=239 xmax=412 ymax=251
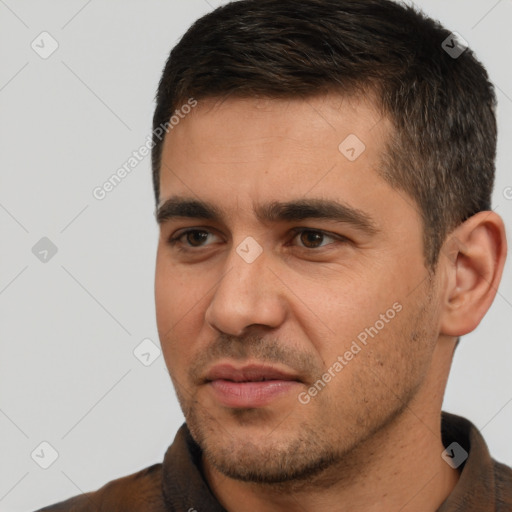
xmin=185 ymin=230 xmax=210 ymax=247
xmin=168 ymin=229 xmax=220 ymax=249
xmin=299 ymin=230 xmax=325 ymax=248
xmin=290 ymin=228 xmax=346 ymax=250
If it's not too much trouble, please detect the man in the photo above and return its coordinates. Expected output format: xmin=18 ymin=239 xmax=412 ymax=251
xmin=37 ymin=0 xmax=512 ymax=510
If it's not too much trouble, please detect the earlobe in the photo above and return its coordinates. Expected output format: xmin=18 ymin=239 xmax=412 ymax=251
xmin=439 ymin=211 xmax=507 ymax=337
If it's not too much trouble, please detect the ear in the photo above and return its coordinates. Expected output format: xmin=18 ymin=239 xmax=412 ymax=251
xmin=439 ymin=211 xmax=507 ymax=337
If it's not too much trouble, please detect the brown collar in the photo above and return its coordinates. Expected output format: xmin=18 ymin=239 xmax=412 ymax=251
xmin=161 ymin=412 xmax=512 ymax=511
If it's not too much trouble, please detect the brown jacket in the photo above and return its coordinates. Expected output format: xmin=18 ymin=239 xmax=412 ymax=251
xmin=36 ymin=412 xmax=512 ymax=511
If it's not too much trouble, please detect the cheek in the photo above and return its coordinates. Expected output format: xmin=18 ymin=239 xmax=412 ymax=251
xmin=154 ymin=252 xmax=212 ymax=370
xmin=155 ymin=259 xmax=179 ymax=332
xmin=155 ymin=256 xmax=190 ymax=358
xmin=154 ymin=249 xmax=199 ymax=324
xmin=316 ymin=299 xmax=427 ymax=412
xmin=300 ymin=274 xmax=388 ymax=334
xmin=300 ymin=270 xmax=413 ymax=375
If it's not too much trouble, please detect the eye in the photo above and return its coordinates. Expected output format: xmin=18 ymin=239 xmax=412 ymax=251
xmin=168 ymin=229 xmax=221 ymax=248
xmin=290 ymin=229 xmax=345 ymax=249
xmin=167 ymin=227 xmax=347 ymax=252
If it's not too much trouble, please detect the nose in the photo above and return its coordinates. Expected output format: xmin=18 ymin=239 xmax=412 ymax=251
xmin=204 ymin=243 xmax=287 ymax=337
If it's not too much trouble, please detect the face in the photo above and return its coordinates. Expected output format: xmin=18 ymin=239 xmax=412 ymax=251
xmin=155 ymin=95 xmax=441 ymax=484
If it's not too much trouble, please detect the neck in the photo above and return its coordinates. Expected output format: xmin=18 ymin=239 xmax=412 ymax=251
xmin=202 ymin=338 xmax=460 ymax=512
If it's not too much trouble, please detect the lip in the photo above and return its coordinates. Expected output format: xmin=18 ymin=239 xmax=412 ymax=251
xmin=204 ymin=363 xmax=301 ymax=408
xmin=204 ymin=363 xmax=300 ymax=383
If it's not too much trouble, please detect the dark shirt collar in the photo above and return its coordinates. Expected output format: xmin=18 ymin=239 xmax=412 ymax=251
xmin=162 ymin=425 xmax=227 ymax=511
xmin=437 ymin=411 xmax=512 ymax=511
xmin=162 ymin=412 xmax=512 ymax=511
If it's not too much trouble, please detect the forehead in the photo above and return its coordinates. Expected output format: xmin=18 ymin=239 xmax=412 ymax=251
xmin=163 ymin=94 xmax=388 ymax=157
xmin=158 ymin=94 xmax=411 ymax=229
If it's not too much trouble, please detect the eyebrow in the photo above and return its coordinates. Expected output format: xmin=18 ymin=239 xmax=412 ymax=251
xmin=156 ymin=196 xmax=378 ymax=235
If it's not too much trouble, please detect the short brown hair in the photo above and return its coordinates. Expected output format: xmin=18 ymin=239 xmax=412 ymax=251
xmin=151 ymin=0 xmax=497 ymax=269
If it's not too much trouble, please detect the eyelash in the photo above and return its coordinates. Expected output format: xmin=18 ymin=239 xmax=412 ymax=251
xmin=167 ymin=227 xmax=347 ymax=251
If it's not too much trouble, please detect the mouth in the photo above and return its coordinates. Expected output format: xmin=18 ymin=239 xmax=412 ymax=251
xmin=203 ymin=363 xmax=302 ymax=408
xmin=204 ymin=363 xmax=301 ymax=383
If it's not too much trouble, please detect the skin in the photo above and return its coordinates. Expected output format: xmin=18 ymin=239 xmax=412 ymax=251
xmin=154 ymin=95 xmax=507 ymax=512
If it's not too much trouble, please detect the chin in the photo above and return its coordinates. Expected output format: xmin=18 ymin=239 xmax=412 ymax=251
xmin=208 ymin=445 xmax=338 ymax=484
xmin=188 ymin=408 xmax=341 ymax=484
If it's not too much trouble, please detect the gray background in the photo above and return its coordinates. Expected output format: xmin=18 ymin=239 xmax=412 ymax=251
xmin=0 ymin=1 xmax=511 ymax=510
